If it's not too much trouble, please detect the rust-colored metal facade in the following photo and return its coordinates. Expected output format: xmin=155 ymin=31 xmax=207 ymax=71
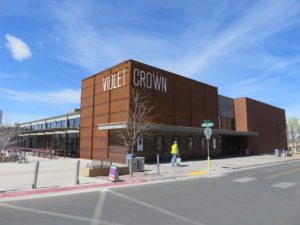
xmin=234 ymin=97 xmax=287 ymax=154
xmin=80 ymin=60 xmax=287 ymax=162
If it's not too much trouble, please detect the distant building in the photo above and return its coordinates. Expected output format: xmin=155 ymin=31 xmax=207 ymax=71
xmin=0 ymin=110 xmax=3 ymax=124
xmin=17 ymin=110 xmax=80 ymax=157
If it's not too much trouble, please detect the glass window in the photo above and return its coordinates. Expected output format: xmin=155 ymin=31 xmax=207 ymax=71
xmin=201 ymin=138 xmax=206 ymax=150
xmin=68 ymin=119 xmax=73 ymax=128
xmin=155 ymin=136 xmax=163 ymax=151
xmin=137 ymin=137 xmax=144 ymax=152
xmin=74 ymin=118 xmax=80 ymax=128
xmin=51 ymin=122 xmax=56 ymax=129
xmin=61 ymin=120 xmax=66 ymax=128
xmin=188 ymin=137 xmax=193 ymax=150
xmin=213 ymin=138 xmax=217 ymax=149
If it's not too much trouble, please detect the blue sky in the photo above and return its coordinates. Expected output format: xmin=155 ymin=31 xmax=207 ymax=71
xmin=1 ymin=0 xmax=300 ymax=124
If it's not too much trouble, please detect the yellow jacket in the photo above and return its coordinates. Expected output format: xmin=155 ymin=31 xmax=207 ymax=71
xmin=171 ymin=144 xmax=178 ymax=154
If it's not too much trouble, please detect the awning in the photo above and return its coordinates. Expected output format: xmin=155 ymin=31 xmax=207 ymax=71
xmin=98 ymin=122 xmax=258 ymax=136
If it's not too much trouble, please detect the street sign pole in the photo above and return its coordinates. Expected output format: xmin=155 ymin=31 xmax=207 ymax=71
xmin=207 ymin=138 xmax=210 ymax=172
xmin=204 ymin=126 xmax=212 ymax=172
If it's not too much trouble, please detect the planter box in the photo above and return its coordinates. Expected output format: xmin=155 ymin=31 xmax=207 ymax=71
xmin=83 ymin=166 xmax=129 ymax=177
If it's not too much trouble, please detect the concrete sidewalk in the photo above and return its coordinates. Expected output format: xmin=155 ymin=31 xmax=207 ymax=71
xmin=0 ymin=154 xmax=299 ymax=197
xmin=118 ymin=154 xmax=300 ymax=181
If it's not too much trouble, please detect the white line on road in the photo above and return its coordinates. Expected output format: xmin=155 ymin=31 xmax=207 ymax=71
xmin=271 ymin=182 xmax=296 ymax=189
xmin=109 ymin=190 xmax=206 ymax=225
xmin=89 ymin=189 xmax=108 ymax=225
xmin=233 ymin=177 xmax=257 ymax=183
xmin=0 ymin=202 xmax=122 ymax=225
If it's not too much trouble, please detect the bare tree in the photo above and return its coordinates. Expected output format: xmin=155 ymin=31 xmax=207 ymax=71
xmin=0 ymin=124 xmax=20 ymax=150
xmin=287 ymin=117 xmax=300 ymax=151
xmin=118 ymin=88 xmax=157 ymax=155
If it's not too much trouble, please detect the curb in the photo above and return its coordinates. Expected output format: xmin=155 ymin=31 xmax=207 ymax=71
xmin=230 ymin=158 xmax=300 ymax=171
xmin=0 ymin=179 xmax=147 ymax=199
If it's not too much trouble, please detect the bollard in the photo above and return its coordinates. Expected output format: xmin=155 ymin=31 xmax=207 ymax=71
xmin=157 ymin=154 xmax=160 ymax=175
xmin=32 ymin=161 xmax=40 ymax=189
xmin=75 ymin=160 xmax=80 ymax=185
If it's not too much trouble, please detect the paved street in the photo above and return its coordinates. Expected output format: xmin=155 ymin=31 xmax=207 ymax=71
xmin=1 ymin=160 xmax=300 ymax=225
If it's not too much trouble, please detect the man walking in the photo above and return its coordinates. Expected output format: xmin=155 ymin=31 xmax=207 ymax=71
xmin=171 ymin=140 xmax=179 ymax=167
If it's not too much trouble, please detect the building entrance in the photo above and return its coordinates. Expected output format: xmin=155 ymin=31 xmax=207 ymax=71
xmin=220 ymin=136 xmax=248 ymax=156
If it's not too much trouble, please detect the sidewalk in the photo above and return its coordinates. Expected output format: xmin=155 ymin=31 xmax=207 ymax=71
xmin=119 ymin=154 xmax=300 ymax=181
xmin=0 ymin=154 xmax=299 ymax=199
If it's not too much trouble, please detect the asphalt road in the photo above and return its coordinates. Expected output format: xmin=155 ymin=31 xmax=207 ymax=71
xmin=1 ymin=161 xmax=300 ymax=225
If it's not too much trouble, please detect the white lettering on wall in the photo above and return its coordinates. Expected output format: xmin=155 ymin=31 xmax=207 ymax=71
xmin=103 ymin=69 xmax=127 ymax=92
xmin=133 ymin=68 xmax=167 ymax=93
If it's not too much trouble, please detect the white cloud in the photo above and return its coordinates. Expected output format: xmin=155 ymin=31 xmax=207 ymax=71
xmin=180 ymin=0 xmax=300 ymax=76
xmin=0 ymin=88 xmax=80 ymax=104
xmin=5 ymin=34 xmax=32 ymax=62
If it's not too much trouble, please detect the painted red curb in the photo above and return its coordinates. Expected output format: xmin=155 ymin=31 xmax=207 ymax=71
xmin=0 ymin=179 xmax=148 ymax=199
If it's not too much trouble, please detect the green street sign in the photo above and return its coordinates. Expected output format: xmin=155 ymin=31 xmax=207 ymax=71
xmin=201 ymin=122 xmax=214 ymax=127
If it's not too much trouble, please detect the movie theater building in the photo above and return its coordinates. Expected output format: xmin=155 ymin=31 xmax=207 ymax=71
xmin=80 ymin=60 xmax=287 ymax=163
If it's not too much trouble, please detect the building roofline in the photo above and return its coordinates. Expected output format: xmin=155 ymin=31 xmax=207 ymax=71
xmin=234 ymin=97 xmax=285 ymax=111
xmin=82 ymin=59 xmax=218 ymax=90
xmin=18 ymin=111 xmax=80 ymax=126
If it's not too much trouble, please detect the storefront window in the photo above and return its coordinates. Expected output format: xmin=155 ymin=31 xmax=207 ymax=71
xmin=155 ymin=136 xmax=163 ymax=151
xmin=61 ymin=120 xmax=66 ymax=128
xmin=201 ymin=138 xmax=206 ymax=150
xmin=188 ymin=137 xmax=193 ymax=150
xmin=213 ymin=138 xmax=217 ymax=149
xmin=137 ymin=137 xmax=144 ymax=152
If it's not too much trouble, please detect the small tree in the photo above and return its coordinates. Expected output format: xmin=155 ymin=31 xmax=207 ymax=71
xmin=118 ymin=88 xmax=157 ymax=154
xmin=0 ymin=125 xmax=20 ymax=150
xmin=287 ymin=117 xmax=300 ymax=151
xmin=117 ymin=88 xmax=157 ymax=175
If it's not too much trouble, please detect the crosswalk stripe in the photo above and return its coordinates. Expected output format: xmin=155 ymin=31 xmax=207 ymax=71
xmin=271 ymin=182 xmax=296 ymax=189
xmin=233 ymin=177 xmax=257 ymax=183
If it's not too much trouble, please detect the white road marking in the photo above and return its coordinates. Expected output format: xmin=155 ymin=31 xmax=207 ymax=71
xmin=272 ymin=182 xmax=296 ymax=189
xmin=233 ymin=177 xmax=257 ymax=183
xmin=109 ymin=190 xmax=206 ymax=225
xmin=89 ymin=189 xmax=107 ymax=225
xmin=0 ymin=202 xmax=122 ymax=225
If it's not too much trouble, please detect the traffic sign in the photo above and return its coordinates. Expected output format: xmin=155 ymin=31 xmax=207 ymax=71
xmin=204 ymin=127 xmax=212 ymax=139
xmin=201 ymin=122 xmax=214 ymax=127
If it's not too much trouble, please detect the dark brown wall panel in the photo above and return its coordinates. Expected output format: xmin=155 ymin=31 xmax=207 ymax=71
xmin=234 ymin=98 xmax=248 ymax=131
xmin=80 ymin=117 xmax=93 ymax=128
xmin=80 ymin=107 xmax=93 ymax=117
xmin=110 ymin=99 xmax=129 ymax=113
xmin=81 ymin=86 xmax=94 ymax=98
xmin=94 ymin=103 xmax=109 ymax=115
xmin=81 ymin=96 xmax=93 ymax=108
xmin=82 ymin=77 xmax=94 ymax=89
xmin=93 ymin=130 xmax=108 ymax=138
xmin=110 ymin=111 xmax=128 ymax=123
xmin=234 ymin=97 xmax=287 ymax=154
xmin=110 ymin=86 xmax=130 ymax=101
xmin=80 ymin=60 xmax=131 ymax=160
xmin=94 ymin=114 xmax=109 ymax=125
xmin=130 ymin=60 xmax=218 ymax=128
xmin=94 ymin=92 xmax=109 ymax=105
xmin=80 ymin=128 xmax=93 ymax=138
